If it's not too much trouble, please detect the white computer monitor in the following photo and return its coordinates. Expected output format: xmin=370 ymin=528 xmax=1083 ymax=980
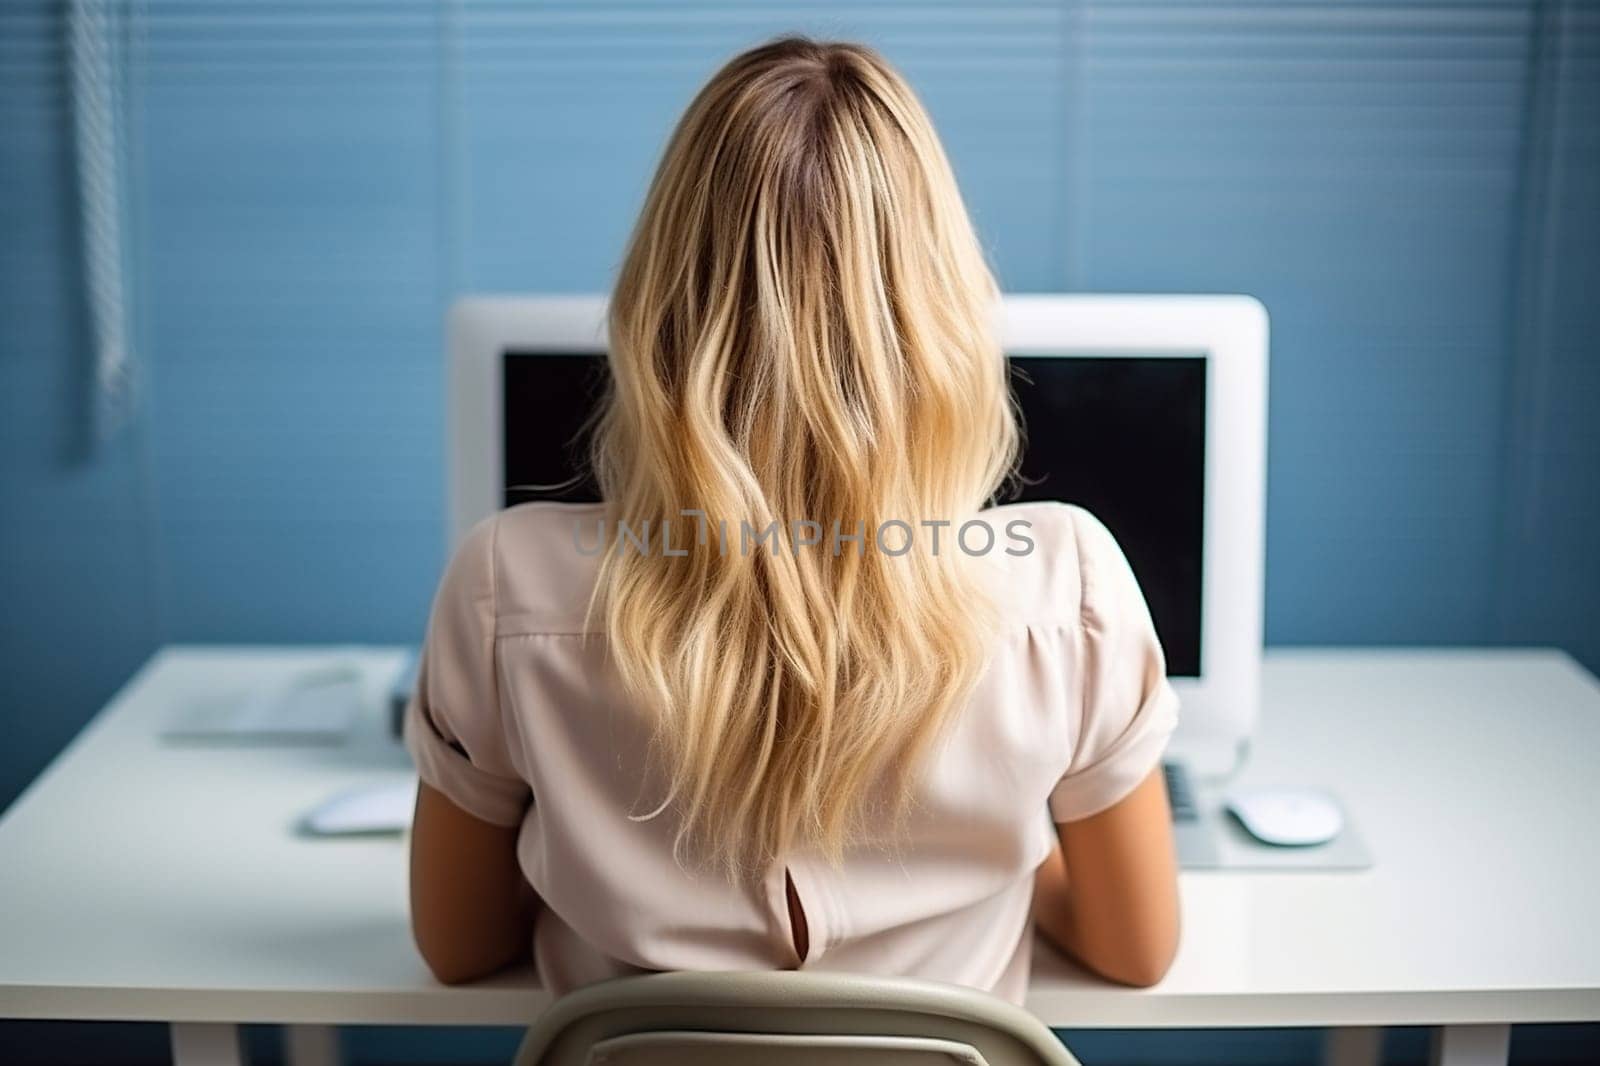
xmin=447 ymin=294 xmax=1268 ymax=764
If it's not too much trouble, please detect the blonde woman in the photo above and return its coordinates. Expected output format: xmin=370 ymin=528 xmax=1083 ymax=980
xmin=406 ymin=37 xmax=1180 ymax=1001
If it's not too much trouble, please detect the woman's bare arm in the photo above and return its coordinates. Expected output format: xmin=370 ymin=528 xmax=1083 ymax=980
xmin=409 ymin=782 xmax=538 ymax=985
xmin=1032 ymin=766 xmax=1180 ymax=987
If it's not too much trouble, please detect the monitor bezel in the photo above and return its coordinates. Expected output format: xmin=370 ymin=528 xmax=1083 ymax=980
xmin=448 ymin=293 xmax=1267 ymax=757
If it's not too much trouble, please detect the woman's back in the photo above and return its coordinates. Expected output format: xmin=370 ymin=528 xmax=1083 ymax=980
xmin=405 ymin=498 xmax=1177 ymax=1002
xmin=405 ymin=36 xmax=1180 ymax=998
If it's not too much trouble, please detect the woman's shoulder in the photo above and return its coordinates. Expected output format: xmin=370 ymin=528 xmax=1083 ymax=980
xmin=979 ymin=500 xmax=1129 ymax=630
xmin=453 ymin=502 xmax=607 ymax=636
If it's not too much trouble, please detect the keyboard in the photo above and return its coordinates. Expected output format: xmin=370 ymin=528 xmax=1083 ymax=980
xmin=1163 ymin=760 xmax=1200 ymax=822
xmin=1162 ymin=760 xmax=1221 ymax=867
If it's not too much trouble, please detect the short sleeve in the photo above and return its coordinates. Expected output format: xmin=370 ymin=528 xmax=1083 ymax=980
xmin=1047 ymin=508 xmax=1180 ymax=823
xmin=403 ymin=513 xmax=532 ymax=826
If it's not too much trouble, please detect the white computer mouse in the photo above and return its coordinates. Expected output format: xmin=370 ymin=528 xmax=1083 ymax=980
xmin=1225 ymin=787 xmax=1343 ymax=847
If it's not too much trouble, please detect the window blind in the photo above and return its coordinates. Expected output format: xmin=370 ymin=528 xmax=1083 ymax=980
xmin=2 ymin=0 xmax=1592 ymax=653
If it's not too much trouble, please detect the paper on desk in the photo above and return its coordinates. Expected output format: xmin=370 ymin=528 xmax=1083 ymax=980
xmin=163 ymin=661 xmax=365 ymax=743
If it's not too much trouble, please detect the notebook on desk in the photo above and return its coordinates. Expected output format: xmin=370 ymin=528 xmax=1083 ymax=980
xmin=164 ymin=659 xmax=366 ymax=744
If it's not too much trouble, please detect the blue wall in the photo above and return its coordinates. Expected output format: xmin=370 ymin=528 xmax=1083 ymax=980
xmin=2 ymin=2 xmax=1597 ymax=1063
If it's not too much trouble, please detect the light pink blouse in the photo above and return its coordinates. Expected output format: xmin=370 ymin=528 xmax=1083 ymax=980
xmin=404 ymin=500 xmax=1177 ymax=1004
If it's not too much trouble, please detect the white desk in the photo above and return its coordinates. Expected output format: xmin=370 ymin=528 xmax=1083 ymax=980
xmin=1 ymin=647 xmax=1597 ymax=1066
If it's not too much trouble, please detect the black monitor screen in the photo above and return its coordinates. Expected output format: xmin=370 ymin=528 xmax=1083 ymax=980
xmin=503 ymin=354 xmax=607 ymax=505
xmin=504 ymin=352 xmax=1205 ymax=676
xmin=1006 ymin=356 xmax=1205 ymax=677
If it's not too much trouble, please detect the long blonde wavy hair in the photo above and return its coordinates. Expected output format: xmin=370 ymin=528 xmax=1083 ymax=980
xmin=594 ymin=37 xmax=1018 ymax=873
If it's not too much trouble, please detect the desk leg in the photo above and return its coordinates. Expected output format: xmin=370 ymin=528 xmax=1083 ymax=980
xmin=284 ymin=1024 xmax=341 ymax=1066
xmin=1324 ymin=1026 xmax=1383 ymax=1066
xmin=1431 ymin=1024 xmax=1511 ymax=1066
xmin=170 ymin=1022 xmax=246 ymax=1066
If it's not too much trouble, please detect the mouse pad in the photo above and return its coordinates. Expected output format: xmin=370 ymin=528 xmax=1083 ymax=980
xmin=1187 ymin=798 xmax=1374 ymax=871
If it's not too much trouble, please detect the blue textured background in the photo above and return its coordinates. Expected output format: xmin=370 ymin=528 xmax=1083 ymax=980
xmin=2 ymin=2 xmax=1597 ymax=1063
